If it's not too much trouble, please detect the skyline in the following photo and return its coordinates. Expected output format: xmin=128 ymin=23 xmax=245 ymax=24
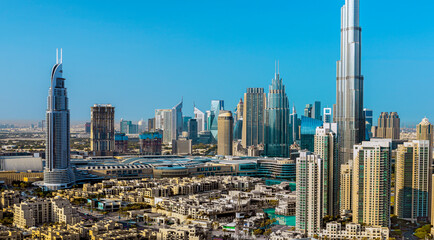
xmin=1 ymin=1 xmax=434 ymax=125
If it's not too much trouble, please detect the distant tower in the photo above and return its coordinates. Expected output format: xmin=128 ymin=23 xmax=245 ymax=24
xmin=194 ymin=106 xmax=206 ymax=132
xmin=323 ymin=108 xmax=332 ymax=124
xmin=242 ymin=88 xmax=266 ymax=147
xmin=416 ymin=118 xmax=433 ymax=143
xmin=236 ymin=98 xmax=244 ymax=121
xmin=363 ymin=108 xmax=373 ymax=140
xmin=335 ymin=0 xmax=365 ymax=164
xmin=376 ymin=112 xmax=400 ymax=139
xmin=264 ymin=64 xmax=290 ymax=157
xmin=209 ymin=100 xmax=224 ymax=142
xmin=43 ymin=49 xmax=75 ymax=190
xmin=187 ymin=118 xmax=198 ymax=143
xmin=291 ymin=106 xmax=300 ymax=144
xmin=91 ymin=104 xmax=115 ymax=156
xmin=217 ymin=111 xmax=233 ymax=156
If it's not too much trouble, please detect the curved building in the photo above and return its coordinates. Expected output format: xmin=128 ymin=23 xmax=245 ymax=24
xmin=217 ymin=111 xmax=233 ymax=156
xmin=43 ymin=49 xmax=75 ymax=190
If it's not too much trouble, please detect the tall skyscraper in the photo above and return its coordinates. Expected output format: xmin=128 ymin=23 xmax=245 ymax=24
xmin=395 ymin=140 xmax=430 ymax=222
xmin=90 ymin=104 xmax=115 ymax=156
xmin=323 ymin=108 xmax=332 ymax=124
xmin=375 ymin=112 xmax=400 ymax=139
xmin=155 ymin=109 xmax=174 ymax=144
xmin=242 ymin=88 xmax=266 ymax=147
xmin=312 ymin=101 xmax=321 ymax=121
xmin=147 ymin=118 xmax=155 ymax=132
xmin=352 ymin=139 xmax=391 ymax=227
xmin=187 ymin=118 xmax=198 ymax=143
xmin=209 ymin=100 xmax=224 ymax=142
xmin=264 ymin=67 xmax=290 ymax=157
xmin=304 ymin=104 xmax=312 ymax=118
xmin=217 ymin=111 xmax=233 ymax=156
xmin=290 ymin=106 xmax=300 ymax=144
xmin=335 ymin=0 xmax=365 ymax=164
xmin=363 ymin=108 xmax=373 ymax=140
xmin=314 ymin=123 xmax=339 ymax=217
xmin=193 ymin=107 xmax=206 ymax=132
xmin=43 ymin=49 xmax=75 ymax=190
xmin=296 ymin=151 xmax=323 ymax=236
xmin=183 ymin=116 xmax=192 ymax=132
xmin=173 ymin=100 xmax=183 ymax=138
xmin=415 ymin=118 xmax=433 ymax=224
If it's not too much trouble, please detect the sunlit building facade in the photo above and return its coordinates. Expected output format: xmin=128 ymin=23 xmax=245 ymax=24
xmin=43 ymin=50 xmax=76 ymax=190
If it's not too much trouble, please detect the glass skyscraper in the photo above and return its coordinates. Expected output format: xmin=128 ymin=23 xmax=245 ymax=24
xmin=43 ymin=49 xmax=75 ymax=190
xmin=300 ymin=116 xmax=323 ymax=152
xmin=209 ymin=100 xmax=224 ymax=142
xmin=335 ymin=0 xmax=365 ymax=164
xmin=264 ymin=70 xmax=290 ymax=157
xmin=242 ymin=88 xmax=266 ymax=147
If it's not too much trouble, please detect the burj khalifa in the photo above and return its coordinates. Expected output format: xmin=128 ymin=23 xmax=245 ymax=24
xmin=43 ymin=49 xmax=76 ymax=190
xmin=335 ymin=0 xmax=365 ymax=164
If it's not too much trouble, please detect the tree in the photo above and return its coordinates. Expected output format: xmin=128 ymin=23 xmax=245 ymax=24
xmin=264 ymin=229 xmax=272 ymax=236
xmin=253 ymin=229 xmax=263 ymax=235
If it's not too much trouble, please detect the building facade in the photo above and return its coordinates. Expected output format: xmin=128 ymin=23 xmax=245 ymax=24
xmin=90 ymin=104 xmax=115 ymax=156
xmin=314 ymin=123 xmax=339 ymax=217
xmin=352 ymin=139 xmax=391 ymax=227
xmin=395 ymin=140 xmax=430 ymax=222
xmin=139 ymin=132 xmax=163 ymax=155
xmin=14 ymin=197 xmax=80 ymax=229
xmin=115 ymin=133 xmax=128 ymax=154
xmin=43 ymin=50 xmax=76 ymax=190
xmin=335 ymin=0 xmax=365 ymax=164
xmin=217 ymin=111 xmax=233 ymax=156
xmin=300 ymin=116 xmax=323 ymax=152
xmin=340 ymin=162 xmax=352 ymax=213
xmin=209 ymin=100 xmax=224 ymax=142
xmin=323 ymin=108 xmax=332 ymax=124
xmin=242 ymin=88 xmax=266 ymax=148
xmin=194 ymin=107 xmax=206 ymax=132
xmin=375 ymin=112 xmax=400 ymax=139
xmin=363 ymin=108 xmax=373 ymax=140
xmin=296 ymin=151 xmax=323 ymax=236
xmin=264 ymin=70 xmax=290 ymax=157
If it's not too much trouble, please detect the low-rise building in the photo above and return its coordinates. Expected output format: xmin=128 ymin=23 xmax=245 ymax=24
xmin=13 ymin=197 xmax=80 ymax=229
xmin=318 ymin=222 xmax=389 ymax=240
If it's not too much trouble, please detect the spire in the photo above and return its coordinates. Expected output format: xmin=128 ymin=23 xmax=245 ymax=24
xmin=60 ymin=48 xmax=63 ymax=64
xmin=56 ymin=48 xmax=58 ymax=64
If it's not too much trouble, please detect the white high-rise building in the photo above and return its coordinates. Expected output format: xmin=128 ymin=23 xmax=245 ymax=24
xmin=314 ymin=123 xmax=339 ymax=217
xmin=296 ymin=151 xmax=323 ymax=236
xmin=43 ymin=49 xmax=75 ymax=190
xmin=194 ymin=107 xmax=206 ymax=132
xmin=335 ymin=0 xmax=364 ymax=164
xmin=323 ymin=108 xmax=332 ymax=124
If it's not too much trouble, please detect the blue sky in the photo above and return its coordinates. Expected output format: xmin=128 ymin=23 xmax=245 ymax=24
xmin=0 ymin=0 xmax=433 ymax=126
